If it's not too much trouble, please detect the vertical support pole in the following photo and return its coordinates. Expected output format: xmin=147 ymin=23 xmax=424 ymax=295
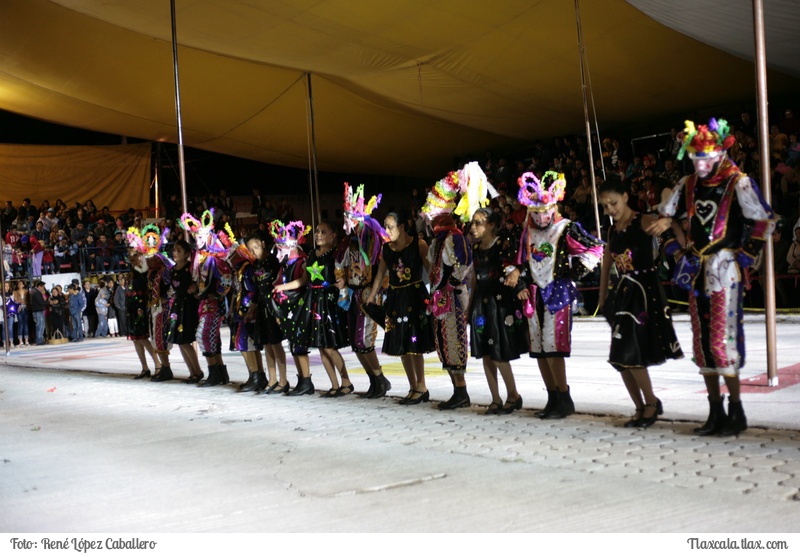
xmin=306 ymin=73 xmax=321 ymax=242
xmin=753 ymin=0 xmax=778 ymax=386
xmin=170 ymin=0 xmax=190 ymax=241
xmin=574 ymin=0 xmax=601 ymax=236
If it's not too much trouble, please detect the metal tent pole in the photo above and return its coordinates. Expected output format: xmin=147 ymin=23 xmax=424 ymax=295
xmin=574 ymin=0 xmax=602 ymax=236
xmin=753 ymin=0 xmax=778 ymax=385
xmin=170 ymin=0 xmax=190 ymax=241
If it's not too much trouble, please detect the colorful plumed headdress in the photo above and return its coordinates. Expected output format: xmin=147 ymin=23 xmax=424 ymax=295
xmin=422 ymin=171 xmax=460 ymax=219
xmin=179 ymin=209 xmax=227 ymax=257
xmin=453 ymin=162 xmax=497 ymax=223
xmin=126 ymin=223 xmax=168 ymax=256
xmin=678 ymin=118 xmax=736 ymax=160
xmin=268 ymin=219 xmax=310 ymax=247
xmin=423 ymin=161 xmax=497 ymax=223
xmin=342 ymin=182 xmax=389 ymax=265
xmin=219 ymin=223 xmax=254 ymax=267
xmin=517 ymin=171 xmax=566 ymax=212
xmin=343 ymin=183 xmax=382 ymax=227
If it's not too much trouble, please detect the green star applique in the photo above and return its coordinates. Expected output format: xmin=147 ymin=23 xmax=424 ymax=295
xmin=307 ymin=260 xmax=325 ymax=281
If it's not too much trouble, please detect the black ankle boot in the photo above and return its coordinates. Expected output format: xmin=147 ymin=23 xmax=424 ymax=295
xmin=359 ymin=371 xmax=376 ymax=398
xmin=151 ymin=366 xmax=173 ymax=382
xmin=694 ymin=395 xmax=727 ymax=436
xmin=369 ymin=373 xmax=391 ymax=399
xmin=536 ymin=389 xmax=558 ymax=419
xmin=218 ymin=365 xmax=230 ymax=385
xmin=199 ymin=365 xmax=221 ymax=387
xmin=286 ymin=374 xmax=315 ymax=396
xmin=719 ymin=400 xmax=748 ymax=436
xmin=544 ymin=387 xmax=575 ymax=419
xmin=438 ymin=386 xmax=470 ymax=410
xmin=239 ymin=371 xmax=267 ymax=392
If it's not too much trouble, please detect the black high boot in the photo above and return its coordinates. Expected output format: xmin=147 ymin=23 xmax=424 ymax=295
xmin=199 ymin=365 xmax=221 ymax=387
xmin=438 ymin=386 xmax=471 ymax=410
xmin=545 ymin=386 xmax=575 ymax=419
xmin=286 ymin=374 xmax=315 ymax=396
xmin=694 ymin=395 xmax=727 ymax=436
xmin=151 ymin=366 xmax=173 ymax=382
xmin=369 ymin=373 xmax=392 ymax=399
xmin=359 ymin=371 xmax=376 ymax=398
xmin=719 ymin=400 xmax=748 ymax=436
xmin=536 ymin=389 xmax=558 ymax=419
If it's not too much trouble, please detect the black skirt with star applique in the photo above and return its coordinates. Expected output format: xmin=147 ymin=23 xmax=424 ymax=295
xmin=292 ymin=246 xmax=349 ymax=350
xmin=607 ymin=214 xmax=683 ymax=370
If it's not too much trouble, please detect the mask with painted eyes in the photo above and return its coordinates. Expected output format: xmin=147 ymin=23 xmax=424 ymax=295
xmin=528 ymin=206 xmax=557 ymax=230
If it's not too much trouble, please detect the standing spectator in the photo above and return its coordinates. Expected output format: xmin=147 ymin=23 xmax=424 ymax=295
xmin=30 ymin=281 xmax=47 ymax=345
xmin=82 ymin=279 xmax=98 ymax=337
xmin=13 ymin=280 xmax=30 ymax=346
xmin=1 ymin=281 xmax=16 ymax=346
xmin=67 ymin=283 xmax=85 ymax=342
xmin=28 ymin=234 xmax=44 ymax=278
xmin=49 ymin=286 xmax=67 ymax=338
xmin=95 ymin=280 xmax=110 ymax=338
xmin=113 ymin=274 xmax=128 ymax=337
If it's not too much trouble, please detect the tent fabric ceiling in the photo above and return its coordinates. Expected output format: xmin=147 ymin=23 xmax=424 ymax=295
xmin=1 ymin=0 xmax=798 ymax=178
xmin=629 ymin=0 xmax=800 ymax=79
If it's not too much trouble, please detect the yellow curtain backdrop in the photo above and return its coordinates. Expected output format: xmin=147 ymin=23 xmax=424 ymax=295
xmin=0 ymin=143 xmax=151 ymax=214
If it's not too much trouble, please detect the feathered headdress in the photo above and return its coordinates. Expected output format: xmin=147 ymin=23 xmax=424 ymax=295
xmin=678 ymin=118 xmax=736 ymax=160
xmin=422 ymin=171 xmax=460 ymax=219
xmin=179 ymin=209 xmax=227 ymax=257
xmin=126 ymin=223 xmax=168 ymax=256
xmin=342 ymin=182 xmax=389 ymax=266
xmin=268 ymin=219 xmax=311 ymax=247
xmin=453 ymin=162 xmax=498 ymax=223
xmin=517 ymin=171 xmax=566 ymax=211
xmin=217 ymin=222 xmax=254 ymax=267
xmin=423 ymin=161 xmax=497 ymax=222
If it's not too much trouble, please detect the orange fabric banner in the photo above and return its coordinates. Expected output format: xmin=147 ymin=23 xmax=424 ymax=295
xmin=0 ymin=143 xmax=151 ymax=213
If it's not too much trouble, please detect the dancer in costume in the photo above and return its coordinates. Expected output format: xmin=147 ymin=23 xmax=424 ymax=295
xmin=276 ymin=220 xmax=352 ymax=397
xmin=421 ymin=162 xmax=496 ymax=409
xmin=510 ymin=171 xmax=603 ymax=419
xmin=365 ymin=209 xmax=435 ymax=405
xmin=138 ymin=224 xmax=176 ymax=382
xmin=597 ymin=176 xmax=683 ymax=428
xmin=247 ymin=234 xmax=289 ymax=394
xmin=180 ymin=210 xmax=233 ymax=387
xmin=226 ymin=232 xmax=267 ymax=393
xmin=655 ymin=118 xmax=775 ymax=436
xmin=125 ymin=227 xmax=161 ymax=379
xmin=165 ymin=239 xmax=203 ymax=384
xmin=335 ymin=183 xmax=392 ymax=398
xmin=469 ymin=207 xmax=529 ymax=415
xmin=270 ymin=220 xmax=315 ymax=396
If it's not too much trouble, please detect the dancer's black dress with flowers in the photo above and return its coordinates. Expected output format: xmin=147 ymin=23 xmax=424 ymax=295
xmin=165 ymin=264 xmax=199 ymax=345
xmin=126 ymin=269 xmax=150 ymax=340
xmin=607 ymin=214 xmax=683 ymax=370
xmin=254 ymin=252 xmax=284 ymax=345
xmin=470 ymin=238 xmax=528 ymax=362
xmin=292 ymin=246 xmax=349 ymax=349
xmin=377 ymin=236 xmax=434 ymax=355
